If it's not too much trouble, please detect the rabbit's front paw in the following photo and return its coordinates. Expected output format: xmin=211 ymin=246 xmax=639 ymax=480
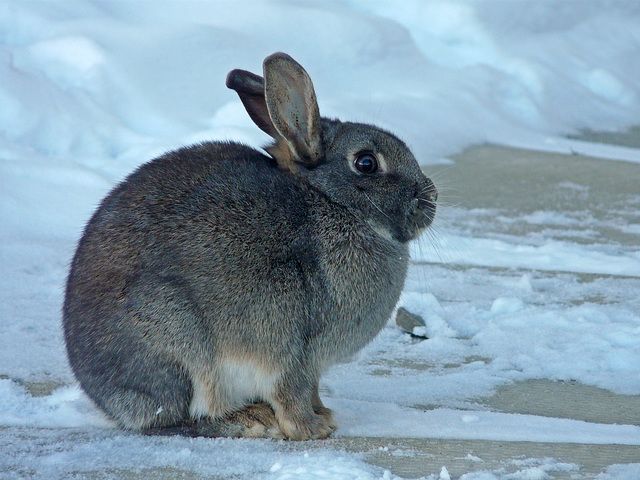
xmin=278 ymin=411 xmax=337 ymax=440
xmin=313 ymin=405 xmax=338 ymax=432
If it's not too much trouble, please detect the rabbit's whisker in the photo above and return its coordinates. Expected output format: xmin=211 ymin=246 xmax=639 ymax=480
xmin=363 ymin=191 xmax=392 ymax=221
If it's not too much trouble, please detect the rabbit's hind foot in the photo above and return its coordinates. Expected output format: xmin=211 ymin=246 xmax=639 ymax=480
xmin=141 ymin=402 xmax=285 ymax=439
xmin=225 ymin=401 xmax=286 ymax=439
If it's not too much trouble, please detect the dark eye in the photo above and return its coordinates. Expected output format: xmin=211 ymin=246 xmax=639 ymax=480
xmin=354 ymin=152 xmax=378 ymax=174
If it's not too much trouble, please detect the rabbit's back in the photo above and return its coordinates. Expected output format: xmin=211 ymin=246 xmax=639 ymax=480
xmin=66 ymin=142 xmax=311 ymax=339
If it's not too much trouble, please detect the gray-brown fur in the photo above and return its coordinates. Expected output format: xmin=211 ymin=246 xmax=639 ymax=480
xmin=63 ymin=52 xmax=437 ymax=440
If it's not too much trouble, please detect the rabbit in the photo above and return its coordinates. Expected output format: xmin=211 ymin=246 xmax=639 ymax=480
xmin=63 ymin=52 xmax=437 ymax=440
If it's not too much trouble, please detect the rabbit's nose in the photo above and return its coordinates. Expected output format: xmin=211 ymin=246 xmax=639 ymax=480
xmin=409 ymin=178 xmax=437 ymax=230
xmin=422 ymin=178 xmax=438 ymax=204
xmin=415 ymin=178 xmax=437 ymax=207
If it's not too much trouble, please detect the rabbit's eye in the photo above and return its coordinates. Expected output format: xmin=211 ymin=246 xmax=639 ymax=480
xmin=354 ymin=153 xmax=378 ymax=174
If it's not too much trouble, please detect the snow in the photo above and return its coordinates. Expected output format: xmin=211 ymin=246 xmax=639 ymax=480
xmin=329 ymin=398 xmax=640 ymax=445
xmin=1 ymin=1 xmax=640 ymax=479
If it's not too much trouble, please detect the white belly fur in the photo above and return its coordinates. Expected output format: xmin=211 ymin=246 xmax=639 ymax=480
xmin=189 ymin=358 xmax=279 ymax=419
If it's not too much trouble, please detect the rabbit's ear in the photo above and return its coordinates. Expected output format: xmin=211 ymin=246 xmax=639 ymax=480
xmin=263 ymin=53 xmax=322 ymax=167
xmin=226 ymin=69 xmax=280 ymax=138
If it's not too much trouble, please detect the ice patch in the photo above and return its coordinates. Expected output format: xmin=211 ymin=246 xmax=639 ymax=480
xmin=0 ymin=380 xmax=110 ymax=428
xmin=414 ymin=235 xmax=640 ymax=277
xmin=597 ymin=464 xmax=640 ymax=480
xmin=327 ymin=398 xmax=640 ymax=445
xmin=490 ymin=297 xmax=524 ymax=315
xmin=262 ymin=454 xmax=400 ymax=480
xmin=439 ymin=466 xmax=451 ymax=480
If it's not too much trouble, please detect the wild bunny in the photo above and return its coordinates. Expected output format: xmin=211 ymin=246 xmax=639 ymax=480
xmin=63 ymin=52 xmax=437 ymax=440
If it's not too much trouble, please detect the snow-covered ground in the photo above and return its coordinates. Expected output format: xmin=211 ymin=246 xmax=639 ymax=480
xmin=1 ymin=1 xmax=639 ymax=479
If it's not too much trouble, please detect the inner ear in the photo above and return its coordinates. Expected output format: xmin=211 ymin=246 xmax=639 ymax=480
xmin=226 ymin=69 xmax=279 ymax=138
xmin=263 ymin=53 xmax=322 ymax=166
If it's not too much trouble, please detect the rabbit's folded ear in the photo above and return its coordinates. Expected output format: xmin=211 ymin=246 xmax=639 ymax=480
xmin=226 ymin=69 xmax=280 ymax=138
xmin=263 ymin=53 xmax=322 ymax=168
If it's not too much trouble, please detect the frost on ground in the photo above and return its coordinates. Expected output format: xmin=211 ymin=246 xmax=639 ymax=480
xmin=1 ymin=1 xmax=640 ymax=479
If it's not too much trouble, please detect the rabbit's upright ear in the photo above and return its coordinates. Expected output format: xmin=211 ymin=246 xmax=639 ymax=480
xmin=263 ymin=53 xmax=322 ymax=168
xmin=226 ymin=69 xmax=280 ymax=138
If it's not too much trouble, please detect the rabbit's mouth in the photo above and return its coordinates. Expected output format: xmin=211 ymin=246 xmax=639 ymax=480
xmin=365 ymin=182 xmax=437 ymax=243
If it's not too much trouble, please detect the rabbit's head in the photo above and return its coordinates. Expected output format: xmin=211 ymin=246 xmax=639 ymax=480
xmin=227 ymin=52 xmax=436 ymax=243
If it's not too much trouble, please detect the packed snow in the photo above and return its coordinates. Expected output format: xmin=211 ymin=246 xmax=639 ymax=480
xmin=1 ymin=1 xmax=640 ymax=479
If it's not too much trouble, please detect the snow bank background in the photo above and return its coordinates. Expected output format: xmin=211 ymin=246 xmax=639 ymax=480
xmin=1 ymin=1 xmax=640 ymax=479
